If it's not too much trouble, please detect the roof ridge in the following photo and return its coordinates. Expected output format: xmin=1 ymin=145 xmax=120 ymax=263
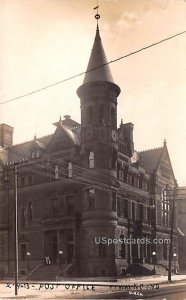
xmin=8 ymin=134 xmax=53 ymax=149
xmin=139 ymin=146 xmax=163 ymax=153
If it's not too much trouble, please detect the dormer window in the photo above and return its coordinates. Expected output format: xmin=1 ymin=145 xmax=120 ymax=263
xmin=36 ymin=150 xmax=40 ymax=158
xmin=31 ymin=151 xmax=35 ymax=159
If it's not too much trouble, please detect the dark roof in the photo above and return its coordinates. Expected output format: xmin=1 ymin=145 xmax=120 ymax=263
xmin=139 ymin=147 xmax=164 ymax=174
xmin=7 ymin=135 xmax=52 ymax=161
xmin=83 ymin=26 xmax=114 ymax=84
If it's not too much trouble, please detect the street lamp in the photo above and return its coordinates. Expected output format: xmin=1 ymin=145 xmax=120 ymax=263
xmin=58 ymin=250 xmax=63 ymax=275
xmin=26 ymin=252 xmax=31 ymax=275
xmin=152 ymin=251 xmax=156 ymax=274
xmin=173 ymin=253 xmax=177 ymax=274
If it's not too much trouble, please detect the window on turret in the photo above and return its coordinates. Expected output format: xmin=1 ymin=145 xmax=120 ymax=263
xmin=89 ymin=152 xmax=94 ymax=169
xmin=99 ymin=105 xmax=104 ymax=124
xmin=111 ymin=107 xmax=115 ymax=127
xmin=87 ymin=106 xmax=93 ymax=124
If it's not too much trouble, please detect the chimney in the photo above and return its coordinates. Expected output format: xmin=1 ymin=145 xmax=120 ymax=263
xmin=123 ymin=122 xmax=134 ymax=157
xmin=0 ymin=124 xmax=14 ymax=148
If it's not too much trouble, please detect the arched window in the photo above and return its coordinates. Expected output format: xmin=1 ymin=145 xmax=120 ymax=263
xmin=87 ymin=106 xmax=93 ymax=124
xmin=28 ymin=201 xmax=33 ymax=222
xmin=99 ymin=105 xmax=104 ymax=124
xmin=89 ymin=152 xmax=94 ymax=169
xmin=111 ymin=107 xmax=115 ymax=127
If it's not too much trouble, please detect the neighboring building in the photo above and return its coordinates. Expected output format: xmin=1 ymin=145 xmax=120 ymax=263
xmin=0 ymin=23 xmax=180 ymax=279
xmin=177 ymin=187 xmax=186 ymax=271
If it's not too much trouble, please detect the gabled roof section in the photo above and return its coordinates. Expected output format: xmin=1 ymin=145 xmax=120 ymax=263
xmin=83 ymin=26 xmax=114 ymax=84
xmin=47 ymin=123 xmax=80 ymax=152
xmin=139 ymin=147 xmax=164 ymax=174
xmin=139 ymin=140 xmax=175 ymax=182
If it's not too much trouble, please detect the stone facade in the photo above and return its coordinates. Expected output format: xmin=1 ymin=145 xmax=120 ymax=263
xmin=0 ymin=25 xmax=180 ymax=279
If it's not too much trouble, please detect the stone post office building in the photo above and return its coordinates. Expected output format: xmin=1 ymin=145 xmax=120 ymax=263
xmin=0 ymin=23 xmax=180 ymax=279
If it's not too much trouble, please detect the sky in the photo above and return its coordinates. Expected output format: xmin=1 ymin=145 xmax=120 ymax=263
xmin=0 ymin=0 xmax=186 ymax=186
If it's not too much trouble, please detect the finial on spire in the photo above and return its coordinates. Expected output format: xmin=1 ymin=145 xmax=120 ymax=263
xmin=121 ymin=118 xmax=123 ymax=125
xmin=59 ymin=115 xmax=62 ymax=125
xmin=34 ymin=134 xmax=37 ymax=140
xmin=163 ymin=138 xmax=167 ymax=146
xmin=94 ymin=1 xmax=100 ymax=28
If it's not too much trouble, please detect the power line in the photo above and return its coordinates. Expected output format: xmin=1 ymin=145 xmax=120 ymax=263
xmin=0 ymin=30 xmax=186 ymax=105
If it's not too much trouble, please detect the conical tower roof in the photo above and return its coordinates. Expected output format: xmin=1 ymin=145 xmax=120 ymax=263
xmin=83 ymin=25 xmax=114 ymax=84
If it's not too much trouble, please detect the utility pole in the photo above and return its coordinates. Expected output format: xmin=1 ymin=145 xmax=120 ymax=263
xmin=14 ymin=163 xmax=18 ymax=295
xmin=168 ymin=183 xmax=177 ymax=283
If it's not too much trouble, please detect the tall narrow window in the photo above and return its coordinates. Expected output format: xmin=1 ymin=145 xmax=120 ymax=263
xmin=124 ymin=167 xmax=128 ymax=182
xmin=117 ymin=197 xmax=121 ymax=217
xmin=163 ymin=243 xmax=167 ymax=259
xmin=68 ymin=162 xmax=73 ymax=178
xmin=21 ymin=177 xmax=25 ymax=187
xmin=28 ymin=176 xmax=32 ymax=185
xmin=139 ymin=204 xmax=143 ymax=221
xmin=147 ymin=207 xmax=150 ymax=223
xmin=21 ymin=207 xmax=26 ymax=228
xmin=89 ymin=152 xmax=94 ymax=169
xmin=124 ymin=199 xmax=128 ymax=218
xmin=112 ymin=191 xmax=117 ymax=211
xmin=28 ymin=201 xmax=33 ymax=222
xmin=87 ymin=189 xmax=95 ymax=210
xmin=54 ymin=165 xmax=59 ymax=180
xmin=66 ymin=195 xmax=74 ymax=216
xmin=111 ymin=107 xmax=115 ymax=127
xmin=51 ymin=198 xmax=58 ymax=217
xmin=119 ymin=235 xmax=126 ymax=258
xmin=20 ymin=244 xmax=27 ymax=260
xmin=111 ymin=150 xmax=117 ymax=170
xmin=99 ymin=105 xmax=104 ymax=124
xmin=131 ymin=202 xmax=135 ymax=220
xmin=87 ymin=106 xmax=93 ymax=124
xmin=161 ymin=187 xmax=170 ymax=226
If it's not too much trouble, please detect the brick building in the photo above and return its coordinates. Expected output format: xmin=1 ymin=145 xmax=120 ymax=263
xmin=177 ymin=187 xmax=186 ymax=271
xmin=0 ymin=24 xmax=180 ymax=279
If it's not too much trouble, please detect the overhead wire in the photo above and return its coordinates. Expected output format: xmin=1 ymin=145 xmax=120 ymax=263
xmin=0 ymin=30 xmax=186 ymax=105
